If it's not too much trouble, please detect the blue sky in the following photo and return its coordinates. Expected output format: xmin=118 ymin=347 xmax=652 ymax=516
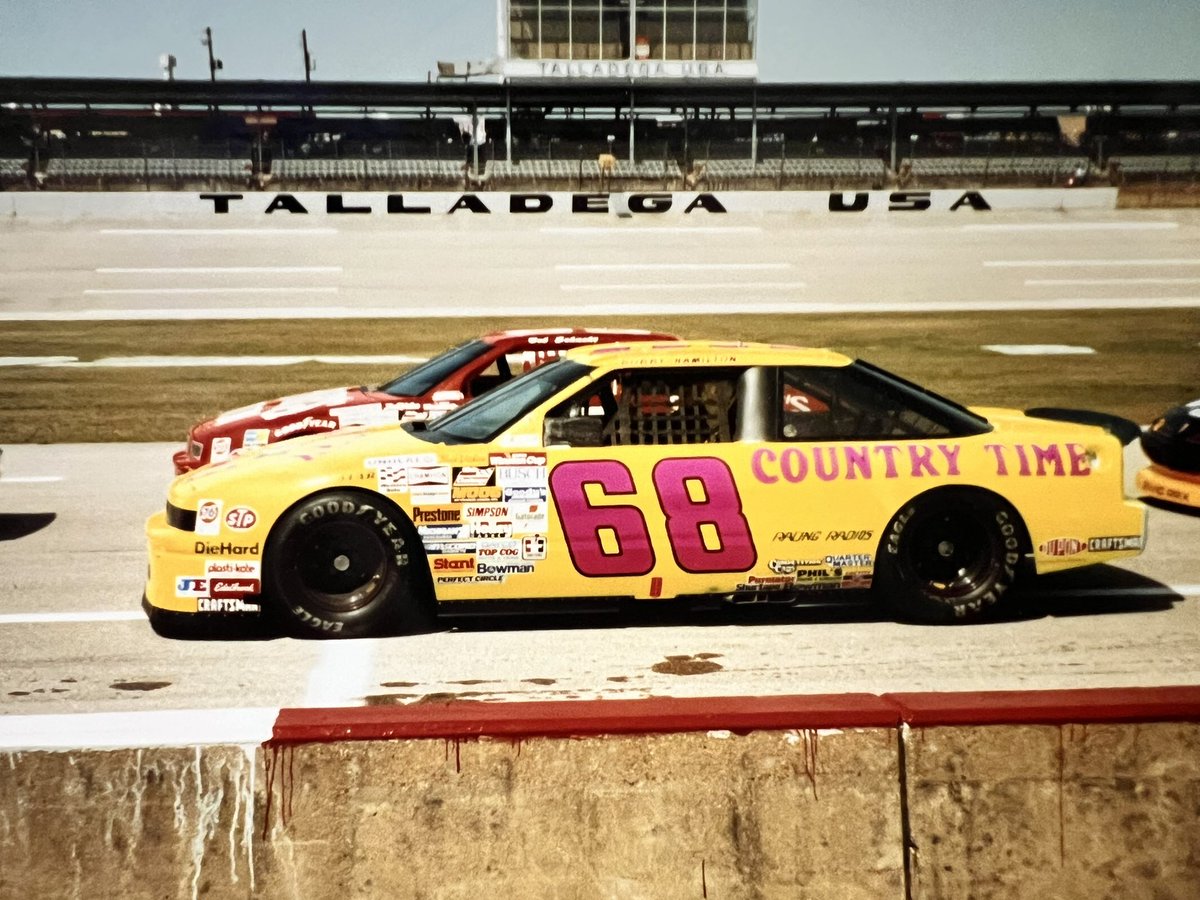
xmin=1 ymin=1 xmax=1197 ymax=83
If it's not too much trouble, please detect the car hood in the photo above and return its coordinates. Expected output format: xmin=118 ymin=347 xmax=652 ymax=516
xmin=171 ymin=422 xmax=437 ymax=507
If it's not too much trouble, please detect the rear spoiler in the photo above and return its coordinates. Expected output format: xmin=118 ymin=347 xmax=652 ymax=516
xmin=1025 ymin=407 xmax=1141 ymax=446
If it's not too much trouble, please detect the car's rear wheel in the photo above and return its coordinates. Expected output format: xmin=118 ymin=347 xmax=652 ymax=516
xmin=265 ymin=490 xmax=433 ymax=638
xmin=876 ymin=489 xmax=1025 ymax=624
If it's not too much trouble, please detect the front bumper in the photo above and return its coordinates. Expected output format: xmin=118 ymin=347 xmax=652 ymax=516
xmin=1137 ymin=464 xmax=1200 ymax=510
xmin=145 ymin=511 xmax=264 ymax=615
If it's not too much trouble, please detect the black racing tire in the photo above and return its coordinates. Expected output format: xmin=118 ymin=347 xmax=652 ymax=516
xmin=875 ymin=489 xmax=1025 ymax=624
xmin=264 ymin=490 xmax=434 ymax=639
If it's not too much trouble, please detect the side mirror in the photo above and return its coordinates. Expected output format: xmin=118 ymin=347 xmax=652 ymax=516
xmin=544 ymin=416 xmax=605 ymax=447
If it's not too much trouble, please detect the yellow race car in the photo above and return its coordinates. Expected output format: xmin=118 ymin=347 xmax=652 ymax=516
xmin=145 ymin=341 xmax=1146 ymax=636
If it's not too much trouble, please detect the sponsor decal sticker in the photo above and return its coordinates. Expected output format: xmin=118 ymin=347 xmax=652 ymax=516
xmin=198 ymin=598 xmax=262 ymax=613
xmin=503 ymin=486 xmax=548 ymax=504
xmin=1039 ymin=537 xmax=1085 ymax=557
xmin=419 ymin=524 xmax=468 ymax=540
xmin=478 ymin=562 xmax=535 ymax=576
xmin=478 ymin=539 xmax=523 ymax=559
xmin=452 ymin=485 xmax=503 ymax=502
xmin=365 ymin=453 xmax=438 ymax=493
xmin=772 ymin=530 xmax=822 ymax=543
xmin=209 ymin=578 xmax=261 ymax=598
xmin=522 ymin=535 xmax=547 ymax=560
xmin=241 ymin=428 xmax=270 ymax=449
xmin=224 ymin=506 xmax=258 ymax=531
xmin=176 ymin=576 xmax=209 ymax=597
xmin=273 ymin=417 xmax=337 ymax=439
xmin=211 ymin=437 xmax=233 ymax=464
xmin=205 ymin=560 xmax=260 ymax=577
xmin=433 ymin=556 xmax=476 ymax=571
xmin=195 ymin=499 xmax=223 ymax=536
xmin=825 ymin=553 xmax=873 ymax=568
xmin=423 ymin=540 xmax=478 ymax=555
xmin=453 ymin=466 xmax=495 ymax=487
xmin=194 ymin=541 xmax=260 ymax=556
xmin=495 ymin=465 xmax=549 ymax=488
xmin=489 ymin=452 xmax=547 ymax=467
xmin=471 ymin=519 xmax=514 ymax=539
xmin=413 ymin=505 xmax=463 ymax=525
xmin=465 ymin=503 xmax=509 ymax=519
xmin=1087 ymin=535 xmax=1143 ymax=552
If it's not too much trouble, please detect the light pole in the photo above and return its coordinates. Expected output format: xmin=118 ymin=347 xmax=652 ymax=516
xmin=202 ymin=28 xmax=223 ymax=81
xmin=301 ymin=30 xmax=314 ymax=83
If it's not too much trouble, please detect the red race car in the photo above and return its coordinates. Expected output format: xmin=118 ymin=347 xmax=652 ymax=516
xmin=173 ymin=328 xmax=677 ymax=474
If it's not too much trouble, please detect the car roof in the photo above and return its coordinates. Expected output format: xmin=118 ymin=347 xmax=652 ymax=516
xmin=560 ymin=340 xmax=854 ymax=369
xmin=482 ymin=327 xmax=677 ymax=344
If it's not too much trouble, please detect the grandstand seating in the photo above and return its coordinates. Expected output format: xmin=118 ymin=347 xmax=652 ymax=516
xmin=41 ymin=157 xmax=246 ymax=184
xmin=1108 ymin=155 xmax=1200 ymax=175
xmin=906 ymin=156 xmax=1088 ymax=183
xmin=487 ymin=157 xmax=683 ymax=187
xmin=0 ymin=157 xmax=26 ymax=181
xmin=696 ymin=157 xmax=888 ymax=186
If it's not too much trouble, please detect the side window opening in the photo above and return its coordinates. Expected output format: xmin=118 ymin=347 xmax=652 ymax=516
xmin=778 ymin=364 xmax=973 ymax=441
xmin=546 ymin=367 xmax=742 ymax=447
xmin=467 ymin=355 xmax=514 ymax=397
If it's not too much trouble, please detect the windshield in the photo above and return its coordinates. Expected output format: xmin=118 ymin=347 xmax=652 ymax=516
xmin=377 ymin=339 xmax=489 ymax=397
xmin=419 ymin=359 xmax=592 ymax=444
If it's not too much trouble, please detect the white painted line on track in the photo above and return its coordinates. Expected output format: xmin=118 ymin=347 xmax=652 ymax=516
xmin=0 ymin=611 xmax=143 ymax=625
xmin=99 ymin=228 xmax=338 ymax=236
xmin=82 ymin=287 xmax=340 ymax=296
xmin=0 ymin=476 xmax=64 ymax=484
xmin=0 ymin=355 xmax=427 ymax=368
xmin=0 ymin=708 xmax=279 ymax=750
xmin=96 ymin=266 xmax=342 ymax=274
xmin=1034 ymin=584 xmax=1200 ymax=598
xmin=7 ymin=296 xmax=1200 ymax=322
xmin=556 ymin=262 xmax=791 ymax=271
xmin=1026 ymin=277 xmax=1200 ymax=286
xmin=986 ymin=258 xmax=1200 ymax=268
xmin=303 ymin=639 xmax=376 ymax=708
xmin=983 ymin=345 xmax=1096 ymax=355
xmin=964 ymin=222 xmax=1178 ymax=233
xmin=0 ymin=356 xmax=77 ymax=366
xmin=561 ymin=281 xmax=806 ymax=292
xmin=540 ymin=226 xmax=762 ymax=235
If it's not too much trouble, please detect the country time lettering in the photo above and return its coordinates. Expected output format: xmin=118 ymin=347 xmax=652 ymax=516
xmin=750 ymin=442 xmax=1091 ymax=484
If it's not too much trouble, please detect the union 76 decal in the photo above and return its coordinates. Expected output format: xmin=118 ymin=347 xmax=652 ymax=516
xmin=548 ymin=458 xmax=757 ymax=578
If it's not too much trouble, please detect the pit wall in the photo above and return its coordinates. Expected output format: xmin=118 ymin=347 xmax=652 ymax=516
xmin=0 ymin=187 xmax=1117 ymax=221
xmin=2 ymin=688 xmax=1198 ymax=899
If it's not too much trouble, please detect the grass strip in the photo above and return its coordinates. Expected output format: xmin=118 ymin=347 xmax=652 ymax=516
xmin=1 ymin=309 xmax=1196 ymax=444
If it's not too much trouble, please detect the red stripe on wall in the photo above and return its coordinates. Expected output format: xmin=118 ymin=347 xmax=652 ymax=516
xmin=270 ymin=685 xmax=1200 ymax=745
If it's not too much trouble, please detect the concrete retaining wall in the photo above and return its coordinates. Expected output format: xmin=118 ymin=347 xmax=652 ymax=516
xmin=2 ymin=689 xmax=1198 ymax=899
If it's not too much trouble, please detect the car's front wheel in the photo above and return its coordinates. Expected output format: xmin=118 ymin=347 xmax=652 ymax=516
xmin=265 ymin=490 xmax=433 ymax=638
xmin=875 ymin=489 xmax=1025 ymax=624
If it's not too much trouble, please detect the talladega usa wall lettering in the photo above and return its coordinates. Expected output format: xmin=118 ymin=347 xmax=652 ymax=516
xmin=197 ymin=191 xmax=995 ymax=216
